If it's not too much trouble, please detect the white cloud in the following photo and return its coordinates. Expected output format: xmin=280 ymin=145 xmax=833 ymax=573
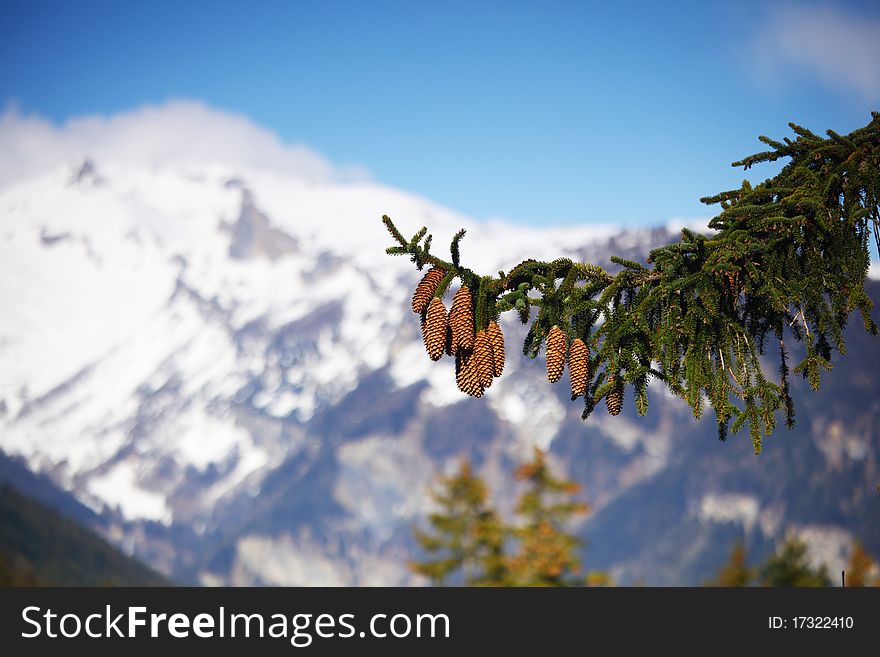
xmin=0 ymin=99 xmax=370 ymax=190
xmin=750 ymin=3 xmax=880 ymax=100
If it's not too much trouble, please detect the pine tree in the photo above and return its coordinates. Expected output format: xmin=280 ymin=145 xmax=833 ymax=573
xmin=384 ymin=114 xmax=880 ymax=452
xmin=506 ymin=447 xmax=590 ymax=586
xmin=759 ymin=537 xmax=830 ymax=587
xmin=707 ymin=540 xmax=753 ymax=587
xmin=844 ymin=541 xmax=880 ymax=587
xmin=410 ymin=452 xmax=608 ymax=586
xmin=410 ymin=460 xmax=507 ymax=585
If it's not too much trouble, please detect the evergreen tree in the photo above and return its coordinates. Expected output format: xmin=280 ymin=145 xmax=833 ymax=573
xmin=584 ymin=570 xmax=612 ymax=587
xmin=759 ymin=537 xmax=830 ymax=587
xmin=384 ymin=114 xmax=880 ymax=452
xmin=707 ymin=539 xmax=753 ymax=587
xmin=0 ymin=551 xmax=39 ymax=587
xmin=410 ymin=452 xmax=606 ymax=586
xmin=410 ymin=460 xmax=508 ymax=586
xmin=844 ymin=541 xmax=880 ymax=587
xmin=506 ymin=448 xmax=590 ymax=586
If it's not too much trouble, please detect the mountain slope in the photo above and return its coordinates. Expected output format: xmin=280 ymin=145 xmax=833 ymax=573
xmin=0 ymin=483 xmax=168 ymax=586
xmin=0 ymin=449 xmax=103 ymax=529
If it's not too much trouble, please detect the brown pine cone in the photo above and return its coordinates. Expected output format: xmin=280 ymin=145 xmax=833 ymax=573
xmin=411 ymin=267 xmax=446 ymax=314
xmin=487 ymin=320 xmax=505 ymax=377
xmin=606 ymin=375 xmax=623 ymax=416
xmin=423 ymin=297 xmax=447 ymax=361
xmin=569 ymin=338 xmax=589 ymax=398
xmin=455 ymin=348 xmax=483 ymax=397
xmin=545 ymin=325 xmax=567 ymax=383
xmin=448 ymin=285 xmax=475 ymax=352
xmin=473 ymin=330 xmax=495 ymax=389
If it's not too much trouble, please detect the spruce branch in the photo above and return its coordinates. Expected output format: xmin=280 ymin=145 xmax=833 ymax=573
xmin=383 ymin=113 xmax=880 ymax=453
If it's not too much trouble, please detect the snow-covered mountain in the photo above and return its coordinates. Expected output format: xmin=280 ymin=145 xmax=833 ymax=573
xmin=2 ymin=156 xmax=878 ymax=585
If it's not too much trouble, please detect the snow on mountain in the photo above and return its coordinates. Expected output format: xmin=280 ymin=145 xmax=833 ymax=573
xmin=0 ymin=156 xmax=643 ymax=576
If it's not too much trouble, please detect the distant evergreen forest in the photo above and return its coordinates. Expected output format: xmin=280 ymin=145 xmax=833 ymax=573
xmin=0 ymin=484 xmax=169 ymax=587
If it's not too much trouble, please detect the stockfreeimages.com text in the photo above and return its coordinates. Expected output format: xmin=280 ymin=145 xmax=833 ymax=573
xmin=21 ymin=605 xmax=450 ymax=647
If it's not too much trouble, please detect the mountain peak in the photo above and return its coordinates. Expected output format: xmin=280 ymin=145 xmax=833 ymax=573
xmin=224 ymin=188 xmax=298 ymax=261
xmin=69 ymin=158 xmax=104 ymax=187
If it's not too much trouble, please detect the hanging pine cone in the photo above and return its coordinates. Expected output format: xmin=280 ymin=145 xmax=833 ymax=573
xmin=487 ymin=320 xmax=505 ymax=377
xmin=545 ymin=325 xmax=567 ymax=383
xmin=726 ymin=271 xmax=739 ymax=308
xmin=455 ymin=348 xmax=483 ymax=397
xmin=448 ymin=285 xmax=475 ymax=352
xmin=423 ymin=297 xmax=447 ymax=361
xmin=606 ymin=375 xmax=623 ymax=416
xmin=569 ymin=338 xmax=589 ymax=398
xmin=411 ymin=267 xmax=446 ymax=314
xmin=473 ymin=330 xmax=495 ymax=389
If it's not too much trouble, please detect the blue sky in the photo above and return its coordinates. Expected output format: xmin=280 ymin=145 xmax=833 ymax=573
xmin=2 ymin=0 xmax=879 ymax=227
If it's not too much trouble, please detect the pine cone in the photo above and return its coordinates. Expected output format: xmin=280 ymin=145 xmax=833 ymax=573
xmin=473 ymin=330 xmax=495 ymax=389
xmin=448 ymin=285 xmax=475 ymax=352
xmin=569 ymin=338 xmax=589 ymax=398
xmin=455 ymin=348 xmax=483 ymax=397
xmin=545 ymin=325 xmax=567 ymax=383
xmin=726 ymin=271 xmax=739 ymax=308
xmin=606 ymin=375 xmax=623 ymax=416
xmin=411 ymin=267 xmax=445 ymax=314
xmin=487 ymin=320 xmax=505 ymax=377
xmin=423 ymin=297 xmax=447 ymax=361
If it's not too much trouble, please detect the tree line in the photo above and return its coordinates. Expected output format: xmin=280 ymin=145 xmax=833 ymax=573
xmin=411 ymin=448 xmax=609 ymax=586
xmin=410 ymin=454 xmax=880 ymax=587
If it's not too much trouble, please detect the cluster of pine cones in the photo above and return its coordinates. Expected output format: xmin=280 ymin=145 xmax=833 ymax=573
xmin=411 ymin=267 xmax=623 ymax=414
xmin=411 ymin=267 xmax=504 ymax=397
xmin=545 ymin=325 xmax=622 ymax=415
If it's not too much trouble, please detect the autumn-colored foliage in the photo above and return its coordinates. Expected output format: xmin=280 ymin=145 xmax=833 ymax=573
xmin=411 ymin=449 xmax=607 ymax=587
